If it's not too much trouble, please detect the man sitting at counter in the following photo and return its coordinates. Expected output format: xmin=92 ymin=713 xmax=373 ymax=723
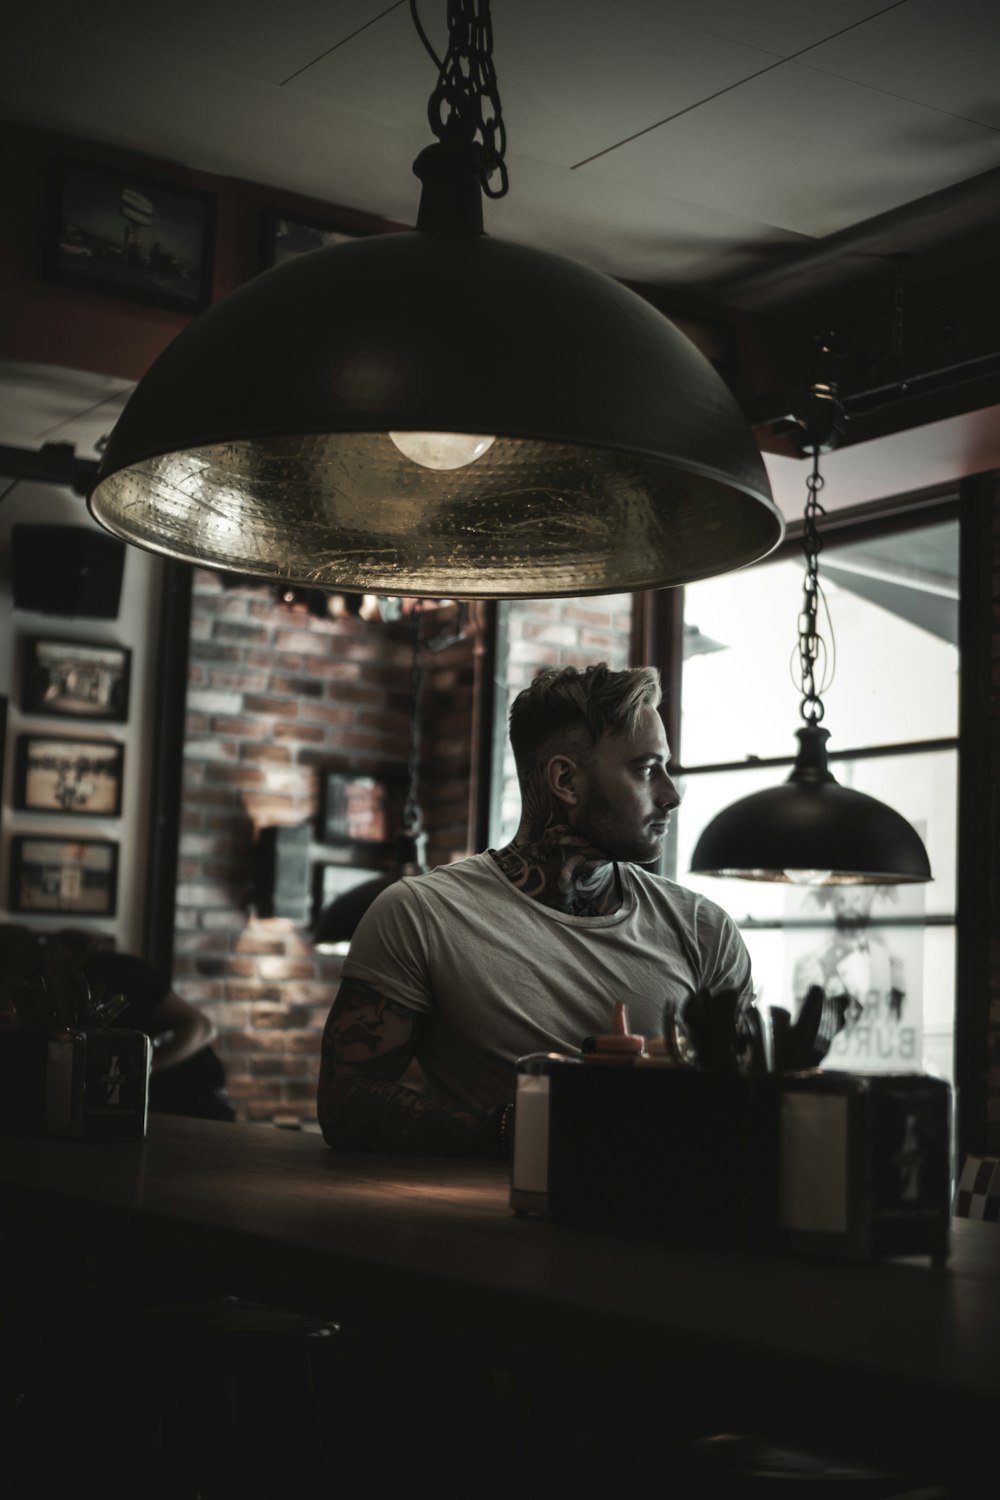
xmin=317 ymin=662 xmax=753 ymax=1156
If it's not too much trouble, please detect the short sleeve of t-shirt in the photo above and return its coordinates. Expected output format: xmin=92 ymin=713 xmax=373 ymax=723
xmin=342 ymin=882 xmax=434 ymax=1015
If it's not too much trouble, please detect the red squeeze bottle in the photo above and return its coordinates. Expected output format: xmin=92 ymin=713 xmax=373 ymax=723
xmin=585 ymin=1002 xmax=645 ymax=1062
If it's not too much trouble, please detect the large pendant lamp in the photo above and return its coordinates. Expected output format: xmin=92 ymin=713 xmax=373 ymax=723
xmin=88 ymin=0 xmax=782 ymax=599
xmin=690 ymin=433 xmax=932 ymax=886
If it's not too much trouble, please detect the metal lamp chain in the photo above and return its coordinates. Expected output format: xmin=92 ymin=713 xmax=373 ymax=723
xmin=411 ymin=0 xmax=508 ymax=196
xmin=403 ymin=620 xmax=426 ymax=837
xmin=798 ymin=449 xmax=828 ymax=724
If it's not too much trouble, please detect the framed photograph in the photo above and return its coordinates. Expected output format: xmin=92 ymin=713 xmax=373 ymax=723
xmin=43 ymin=155 xmax=216 ymax=313
xmin=10 ymin=837 xmax=119 ymax=916
xmin=261 ymin=208 xmax=363 ymax=270
xmin=22 ymin=637 xmax=131 ymax=723
xmin=14 ymin=735 xmax=124 ymax=817
xmin=320 ymin=773 xmax=389 ymax=845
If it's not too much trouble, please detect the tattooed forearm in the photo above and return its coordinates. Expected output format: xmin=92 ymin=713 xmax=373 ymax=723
xmin=317 ymin=976 xmax=494 ymax=1156
xmin=322 ymin=1072 xmax=491 ymax=1156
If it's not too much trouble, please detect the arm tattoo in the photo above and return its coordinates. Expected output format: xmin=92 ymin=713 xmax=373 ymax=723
xmin=317 ymin=976 xmax=494 ymax=1156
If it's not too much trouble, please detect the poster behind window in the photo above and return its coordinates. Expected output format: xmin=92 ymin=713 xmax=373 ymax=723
xmin=787 ymin=883 xmax=925 ymax=1074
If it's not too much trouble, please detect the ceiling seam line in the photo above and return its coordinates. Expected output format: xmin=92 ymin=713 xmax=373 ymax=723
xmin=570 ymin=58 xmax=786 ymax=169
xmin=572 ymin=0 xmax=914 ymax=171
xmin=279 ymin=0 xmax=406 ymax=87
xmin=789 ymin=63 xmax=1000 ymax=134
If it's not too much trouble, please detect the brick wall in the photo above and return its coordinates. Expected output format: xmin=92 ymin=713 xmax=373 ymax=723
xmin=170 ymin=584 xmax=634 ymax=1123
xmin=171 ymin=573 xmax=478 ymax=1124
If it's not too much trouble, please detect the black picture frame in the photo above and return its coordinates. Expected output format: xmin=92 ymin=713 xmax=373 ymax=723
xmin=43 ymin=155 xmax=216 ymax=313
xmin=21 ymin=637 xmax=132 ymax=723
xmin=14 ymin=734 xmax=125 ymax=818
xmin=260 ymin=208 xmax=364 ymax=271
xmin=319 ymin=773 xmax=390 ymax=845
xmin=10 ymin=836 xmax=119 ymax=917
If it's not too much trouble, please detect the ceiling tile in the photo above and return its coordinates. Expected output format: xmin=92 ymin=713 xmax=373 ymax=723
xmin=594 ymin=60 xmax=1000 ymax=237
xmin=800 ymin=0 xmax=1000 ymax=129
xmin=5 ymin=0 xmax=397 ymax=87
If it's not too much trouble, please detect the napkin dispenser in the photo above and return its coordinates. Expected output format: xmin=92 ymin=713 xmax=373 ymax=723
xmin=540 ymin=1062 xmax=950 ymax=1261
xmin=777 ymin=1071 xmax=951 ymax=1264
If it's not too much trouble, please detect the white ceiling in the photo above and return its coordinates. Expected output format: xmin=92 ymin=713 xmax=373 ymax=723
xmin=3 ymin=1 xmax=999 ymax=517
xmin=3 ymin=0 xmax=1000 ymax=288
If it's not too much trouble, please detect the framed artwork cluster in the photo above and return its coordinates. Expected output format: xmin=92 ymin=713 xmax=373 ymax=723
xmin=42 ymin=151 xmax=378 ymax=317
xmin=8 ymin=637 xmax=131 ymax=918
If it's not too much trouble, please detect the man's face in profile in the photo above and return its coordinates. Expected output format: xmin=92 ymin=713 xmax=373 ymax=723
xmin=568 ymin=705 xmax=679 ymax=864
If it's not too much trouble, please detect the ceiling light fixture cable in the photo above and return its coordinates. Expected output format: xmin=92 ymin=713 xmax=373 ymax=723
xmin=88 ymin=1 xmax=782 ymax=597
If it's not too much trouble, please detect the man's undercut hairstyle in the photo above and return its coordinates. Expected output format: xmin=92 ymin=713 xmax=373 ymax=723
xmin=509 ymin=663 xmax=662 ymax=786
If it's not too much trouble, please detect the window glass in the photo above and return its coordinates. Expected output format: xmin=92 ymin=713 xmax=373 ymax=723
xmin=735 ymin=920 xmax=954 ymax=1085
xmin=680 ymin=521 xmax=958 ymax=765
xmin=673 ymin=513 xmax=959 ymax=1095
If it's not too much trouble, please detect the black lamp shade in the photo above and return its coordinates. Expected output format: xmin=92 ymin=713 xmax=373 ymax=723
xmin=89 ymin=230 xmax=782 ymax=598
xmin=690 ymin=726 xmax=932 ymax=885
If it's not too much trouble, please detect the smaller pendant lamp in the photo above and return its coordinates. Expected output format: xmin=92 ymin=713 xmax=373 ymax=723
xmin=689 ymin=426 xmax=932 ymax=887
xmin=87 ymin=0 xmax=782 ymax=599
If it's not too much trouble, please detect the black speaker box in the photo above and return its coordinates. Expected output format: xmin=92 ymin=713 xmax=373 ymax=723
xmin=12 ymin=524 xmax=126 ymax=619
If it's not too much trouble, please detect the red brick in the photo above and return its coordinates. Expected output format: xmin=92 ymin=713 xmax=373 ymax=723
xmin=271 ymin=723 xmax=326 ymax=744
xmin=212 ymin=717 xmax=271 ymax=739
xmin=242 ymin=694 xmax=299 ymax=718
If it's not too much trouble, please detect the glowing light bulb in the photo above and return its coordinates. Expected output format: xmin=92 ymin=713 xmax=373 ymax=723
xmin=783 ymin=869 xmax=834 ymax=886
xmin=388 ymin=431 xmax=496 ymax=470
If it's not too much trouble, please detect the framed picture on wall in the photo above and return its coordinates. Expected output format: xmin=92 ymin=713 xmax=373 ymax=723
xmin=43 ymin=155 xmax=216 ymax=313
xmin=14 ymin=734 xmax=124 ymax=817
xmin=260 ymin=208 xmax=366 ymax=270
xmin=21 ymin=637 xmax=131 ymax=723
xmin=10 ymin=837 xmax=119 ymax=916
xmin=319 ymin=773 xmax=390 ymax=845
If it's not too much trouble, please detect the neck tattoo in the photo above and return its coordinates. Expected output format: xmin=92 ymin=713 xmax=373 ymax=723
xmin=489 ymin=822 xmax=621 ymax=918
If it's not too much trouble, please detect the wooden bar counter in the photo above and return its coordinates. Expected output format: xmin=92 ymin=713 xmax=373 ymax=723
xmin=2 ymin=1116 xmax=997 ymax=1494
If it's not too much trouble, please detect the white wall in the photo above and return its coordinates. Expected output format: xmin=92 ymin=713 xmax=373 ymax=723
xmin=1 ymin=365 xmax=164 ymax=956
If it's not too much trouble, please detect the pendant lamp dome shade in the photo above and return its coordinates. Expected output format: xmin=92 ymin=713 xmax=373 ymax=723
xmin=89 ymin=182 xmax=782 ymax=598
xmin=689 ymin=726 xmax=932 ymax=885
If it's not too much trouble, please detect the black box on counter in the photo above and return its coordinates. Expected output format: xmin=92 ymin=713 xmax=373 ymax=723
xmin=82 ymin=1029 xmax=151 ymax=1140
xmin=0 ymin=1026 xmax=150 ymax=1140
xmin=777 ymin=1071 xmax=950 ymax=1264
xmin=542 ymin=1062 xmax=951 ymax=1262
xmin=546 ymin=1062 xmax=781 ymax=1252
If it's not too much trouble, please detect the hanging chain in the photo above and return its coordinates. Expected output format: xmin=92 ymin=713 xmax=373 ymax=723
xmin=411 ymin=0 xmax=508 ymax=197
xmin=402 ymin=618 xmax=426 ymax=836
xmin=797 ymin=449 xmax=829 ymax=724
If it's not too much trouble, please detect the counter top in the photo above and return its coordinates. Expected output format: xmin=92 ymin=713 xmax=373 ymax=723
xmin=2 ymin=1114 xmax=998 ymax=1415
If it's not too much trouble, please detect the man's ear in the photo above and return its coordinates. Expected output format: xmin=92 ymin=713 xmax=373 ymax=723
xmin=545 ymin=754 xmax=580 ymax=809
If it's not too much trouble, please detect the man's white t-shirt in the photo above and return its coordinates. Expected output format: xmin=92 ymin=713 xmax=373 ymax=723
xmin=342 ymin=853 xmax=753 ymax=1113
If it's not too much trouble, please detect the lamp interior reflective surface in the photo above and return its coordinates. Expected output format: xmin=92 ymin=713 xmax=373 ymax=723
xmin=92 ymin=433 xmax=777 ymax=598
